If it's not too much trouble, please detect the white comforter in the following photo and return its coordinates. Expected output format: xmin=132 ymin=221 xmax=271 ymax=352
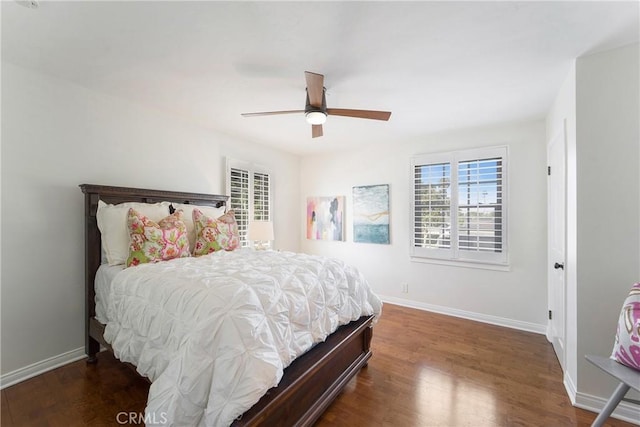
xmin=102 ymin=249 xmax=382 ymax=426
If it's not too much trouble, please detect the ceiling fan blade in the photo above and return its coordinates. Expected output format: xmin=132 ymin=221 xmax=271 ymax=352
xmin=241 ymin=110 xmax=304 ymax=117
xmin=326 ymin=108 xmax=391 ymax=121
xmin=305 ymin=71 xmax=324 ymax=108
xmin=312 ymin=124 xmax=323 ymax=138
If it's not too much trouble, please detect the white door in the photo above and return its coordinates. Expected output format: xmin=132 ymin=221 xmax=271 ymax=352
xmin=547 ymin=124 xmax=567 ymax=370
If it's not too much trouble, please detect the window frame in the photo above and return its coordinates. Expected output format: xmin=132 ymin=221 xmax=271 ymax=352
xmin=225 ymin=158 xmax=272 ymax=248
xmin=410 ymin=146 xmax=508 ymax=266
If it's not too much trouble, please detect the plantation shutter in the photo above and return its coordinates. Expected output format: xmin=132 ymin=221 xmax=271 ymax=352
xmin=253 ymin=172 xmax=270 ymax=221
xmin=229 ymin=167 xmax=250 ymax=246
xmin=227 ymin=159 xmax=272 ymax=248
xmin=413 ymin=162 xmax=451 ymax=250
xmin=411 ymin=146 xmax=507 ymax=265
xmin=457 ymin=157 xmax=503 ymax=254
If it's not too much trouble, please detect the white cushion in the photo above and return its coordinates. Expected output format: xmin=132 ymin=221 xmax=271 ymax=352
xmin=97 ymin=200 xmax=171 ymax=265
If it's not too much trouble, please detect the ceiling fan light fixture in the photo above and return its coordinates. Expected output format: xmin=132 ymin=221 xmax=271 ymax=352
xmin=305 ymin=111 xmax=327 ymax=125
xmin=242 ymin=71 xmax=391 ymax=137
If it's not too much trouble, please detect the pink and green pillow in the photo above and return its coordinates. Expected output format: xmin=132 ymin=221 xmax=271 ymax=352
xmin=611 ymin=282 xmax=640 ymax=371
xmin=126 ymin=208 xmax=190 ymax=267
xmin=193 ymin=208 xmax=240 ymax=256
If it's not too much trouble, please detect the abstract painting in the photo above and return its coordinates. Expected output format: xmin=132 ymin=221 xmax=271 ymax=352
xmin=353 ymin=184 xmax=390 ymax=244
xmin=306 ymin=196 xmax=345 ymax=241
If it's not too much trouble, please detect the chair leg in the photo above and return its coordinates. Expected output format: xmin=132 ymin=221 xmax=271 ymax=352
xmin=591 ymin=382 xmax=631 ymax=427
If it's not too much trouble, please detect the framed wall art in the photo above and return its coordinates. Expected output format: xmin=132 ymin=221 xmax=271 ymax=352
xmin=306 ymin=196 xmax=345 ymax=241
xmin=353 ymin=184 xmax=390 ymax=244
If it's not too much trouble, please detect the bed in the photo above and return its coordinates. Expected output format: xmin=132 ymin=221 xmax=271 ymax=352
xmin=80 ymin=184 xmax=380 ymax=426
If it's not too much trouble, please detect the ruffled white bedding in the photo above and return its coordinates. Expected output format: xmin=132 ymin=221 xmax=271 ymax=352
xmin=99 ymin=249 xmax=382 ymax=426
xmin=95 ymin=263 xmax=124 ymax=324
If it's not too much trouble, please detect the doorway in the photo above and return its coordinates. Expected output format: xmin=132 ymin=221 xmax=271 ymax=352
xmin=547 ymin=122 xmax=567 ymax=371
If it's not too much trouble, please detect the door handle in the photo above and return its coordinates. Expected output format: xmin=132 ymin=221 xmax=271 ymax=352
xmin=554 ymin=262 xmax=564 ymax=270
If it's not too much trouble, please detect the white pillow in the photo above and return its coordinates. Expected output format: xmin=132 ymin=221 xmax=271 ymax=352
xmin=96 ymin=200 xmax=171 ymax=266
xmin=171 ymin=203 xmax=226 ymax=252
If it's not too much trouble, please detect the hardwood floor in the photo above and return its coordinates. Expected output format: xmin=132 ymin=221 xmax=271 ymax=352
xmin=1 ymin=304 xmax=634 ymax=426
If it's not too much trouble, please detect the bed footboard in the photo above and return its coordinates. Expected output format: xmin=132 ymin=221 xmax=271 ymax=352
xmin=88 ymin=314 xmax=373 ymax=426
xmin=233 ymin=315 xmax=374 ymax=427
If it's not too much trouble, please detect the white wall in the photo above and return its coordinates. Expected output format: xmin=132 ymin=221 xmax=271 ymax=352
xmin=300 ymin=120 xmax=548 ymax=331
xmin=545 ymin=44 xmax=640 ymax=421
xmin=0 ymin=62 xmax=300 ymax=377
xmin=575 ymin=44 xmax=640 ymax=401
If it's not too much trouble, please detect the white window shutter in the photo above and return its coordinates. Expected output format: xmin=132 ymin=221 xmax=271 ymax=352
xmin=411 ymin=146 xmax=507 ymax=265
xmin=227 ymin=159 xmax=272 ymax=248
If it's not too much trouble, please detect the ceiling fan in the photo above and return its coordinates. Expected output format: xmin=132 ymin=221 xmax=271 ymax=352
xmin=241 ymin=71 xmax=392 ymax=138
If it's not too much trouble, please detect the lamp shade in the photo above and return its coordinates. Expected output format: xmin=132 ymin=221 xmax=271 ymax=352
xmin=249 ymin=221 xmax=274 ymax=242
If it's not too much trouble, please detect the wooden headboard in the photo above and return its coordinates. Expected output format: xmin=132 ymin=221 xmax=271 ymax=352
xmin=79 ymin=184 xmax=228 ymax=358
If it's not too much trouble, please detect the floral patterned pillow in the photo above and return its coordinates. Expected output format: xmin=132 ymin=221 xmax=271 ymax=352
xmin=193 ymin=208 xmax=240 ymax=256
xmin=126 ymin=208 xmax=190 ymax=267
xmin=611 ymin=282 xmax=640 ymax=371
xmin=171 ymin=203 xmax=226 ymax=252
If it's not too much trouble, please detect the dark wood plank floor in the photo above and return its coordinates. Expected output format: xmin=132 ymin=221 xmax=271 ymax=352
xmin=1 ymin=304 xmax=634 ymax=426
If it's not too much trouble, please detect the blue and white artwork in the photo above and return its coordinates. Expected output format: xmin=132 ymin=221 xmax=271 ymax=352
xmin=353 ymin=184 xmax=390 ymax=244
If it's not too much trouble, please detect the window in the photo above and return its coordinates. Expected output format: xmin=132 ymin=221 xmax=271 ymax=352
xmin=411 ymin=146 xmax=507 ymax=265
xmin=226 ymin=159 xmax=271 ymax=248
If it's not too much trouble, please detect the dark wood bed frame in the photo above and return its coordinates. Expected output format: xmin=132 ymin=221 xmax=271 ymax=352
xmin=80 ymin=184 xmax=374 ymax=426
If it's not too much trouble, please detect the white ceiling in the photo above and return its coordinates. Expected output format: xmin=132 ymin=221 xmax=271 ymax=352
xmin=3 ymin=1 xmax=638 ymax=156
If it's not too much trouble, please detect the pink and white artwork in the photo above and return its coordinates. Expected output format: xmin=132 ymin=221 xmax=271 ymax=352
xmin=306 ymin=196 xmax=345 ymax=241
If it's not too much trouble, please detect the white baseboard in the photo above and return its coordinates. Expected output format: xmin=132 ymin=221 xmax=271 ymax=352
xmin=379 ymin=294 xmax=547 ymax=335
xmin=564 ymin=371 xmax=577 ymax=404
xmin=0 ymin=347 xmax=86 ymax=390
xmin=574 ymin=390 xmax=640 ymax=425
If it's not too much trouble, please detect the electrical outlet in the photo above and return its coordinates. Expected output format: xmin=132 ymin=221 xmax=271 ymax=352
xmin=402 ymin=283 xmax=409 ymax=293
